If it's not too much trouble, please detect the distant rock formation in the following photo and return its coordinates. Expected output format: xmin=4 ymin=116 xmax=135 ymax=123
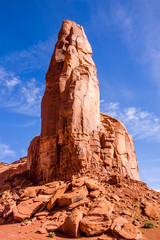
xmin=27 ymin=20 xmax=140 ymax=183
xmin=0 ymin=157 xmax=27 ymax=188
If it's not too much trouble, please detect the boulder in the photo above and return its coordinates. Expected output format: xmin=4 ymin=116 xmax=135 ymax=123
xmin=89 ymin=190 xmax=100 ymax=198
xmin=12 ymin=199 xmax=43 ymax=222
xmin=58 ymin=185 xmax=88 ymax=207
xmin=144 ymin=204 xmax=159 ymax=219
xmin=3 ymin=201 xmax=16 ymax=218
xmin=80 ymin=215 xmax=112 ymax=236
xmin=84 ymin=178 xmax=100 ymax=190
xmin=111 ymin=216 xmax=142 ymax=240
xmin=72 ymin=178 xmax=85 ymax=188
xmin=47 ymin=183 xmax=67 ymax=211
xmin=111 ymin=216 xmax=129 ymax=232
xmin=68 ymin=198 xmax=89 ymax=210
xmin=118 ymin=223 xmax=142 ymax=240
xmin=60 ymin=208 xmax=83 ymax=237
xmin=80 ymin=198 xmax=113 ymax=236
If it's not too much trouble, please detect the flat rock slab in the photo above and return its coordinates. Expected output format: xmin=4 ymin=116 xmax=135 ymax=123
xmin=47 ymin=184 xmax=67 ymax=211
xmin=13 ymin=199 xmax=43 ymax=222
xmin=58 ymin=185 xmax=88 ymax=207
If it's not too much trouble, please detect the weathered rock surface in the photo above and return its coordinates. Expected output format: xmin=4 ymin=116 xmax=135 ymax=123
xmin=47 ymin=183 xmax=67 ymax=211
xmin=144 ymin=203 xmax=160 ymax=219
xmin=111 ymin=216 xmax=142 ymax=239
xmin=27 ymin=20 xmax=140 ymax=183
xmin=58 ymin=185 xmax=88 ymax=207
xmin=12 ymin=199 xmax=43 ymax=222
xmin=60 ymin=208 xmax=83 ymax=237
xmin=0 ymin=157 xmax=27 ymax=188
xmin=80 ymin=198 xmax=113 ymax=236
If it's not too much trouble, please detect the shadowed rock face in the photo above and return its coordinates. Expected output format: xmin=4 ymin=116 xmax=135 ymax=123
xmin=27 ymin=20 xmax=140 ymax=183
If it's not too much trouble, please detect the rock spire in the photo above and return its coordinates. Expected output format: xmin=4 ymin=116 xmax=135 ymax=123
xmin=27 ymin=20 xmax=140 ymax=183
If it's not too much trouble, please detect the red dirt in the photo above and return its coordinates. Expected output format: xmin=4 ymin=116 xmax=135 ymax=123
xmin=0 ymin=221 xmax=160 ymax=240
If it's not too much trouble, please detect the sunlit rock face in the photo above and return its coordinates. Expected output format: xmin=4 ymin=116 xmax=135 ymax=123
xmin=27 ymin=20 xmax=140 ymax=183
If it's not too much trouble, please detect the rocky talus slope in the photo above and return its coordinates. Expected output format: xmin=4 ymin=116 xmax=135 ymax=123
xmin=0 ymin=173 xmax=160 ymax=239
xmin=0 ymin=20 xmax=159 ymax=240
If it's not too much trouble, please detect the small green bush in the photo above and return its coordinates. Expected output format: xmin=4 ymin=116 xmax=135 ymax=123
xmin=48 ymin=231 xmax=56 ymax=238
xmin=66 ymin=211 xmax=71 ymax=215
xmin=143 ymin=221 xmax=155 ymax=229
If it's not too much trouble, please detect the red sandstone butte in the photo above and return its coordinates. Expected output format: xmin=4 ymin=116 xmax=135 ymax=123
xmin=27 ymin=20 xmax=140 ymax=183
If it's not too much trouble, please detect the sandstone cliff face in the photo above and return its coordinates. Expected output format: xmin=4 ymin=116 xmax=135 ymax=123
xmin=27 ymin=20 xmax=140 ymax=183
xmin=100 ymin=113 xmax=139 ymax=180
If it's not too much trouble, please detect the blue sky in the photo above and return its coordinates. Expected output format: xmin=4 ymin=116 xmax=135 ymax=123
xmin=0 ymin=0 xmax=160 ymax=191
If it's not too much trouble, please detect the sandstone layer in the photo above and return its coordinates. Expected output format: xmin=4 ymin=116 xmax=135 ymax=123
xmin=27 ymin=20 xmax=140 ymax=183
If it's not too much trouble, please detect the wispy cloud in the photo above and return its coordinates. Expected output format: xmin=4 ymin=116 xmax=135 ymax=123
xmin=0 ymin=143 xmax=16 ymax=162
xmin=0 ymin=67 xmax=44 ymax=116
xmin=0 ymin=37 xmax=55 ymax=74
xmin=101 ymin=100 xmax=160 ymax=142
xmin=0 ymin=35 xmax=56 ymax=116
xmin=0 ymin=67 xmax=21 ymax=90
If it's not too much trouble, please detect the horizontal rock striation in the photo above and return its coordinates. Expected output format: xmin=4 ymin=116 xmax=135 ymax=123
xmin=27 ymin=20 xmax=140 ymax=183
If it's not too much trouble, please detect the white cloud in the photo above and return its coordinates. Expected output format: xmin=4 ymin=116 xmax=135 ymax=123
xmin=0 ymin=67 xmax=44 ymax=116
xmin=0 ymin=67 xmax=21 ymax=90
xmin=0 ymin=36 xmax=54 ymax=116
xmin=0 ymin=143 xmax=16 ymax=161
xmin=6 ymin=77 xmax=20 ymax=88
xmin=155 ymin=189 xmax=160 ymax=192
xmin=0 ymin=37 xmax=55 ymax=74
xmin=101 ymin=101 xmax=160 ymax=142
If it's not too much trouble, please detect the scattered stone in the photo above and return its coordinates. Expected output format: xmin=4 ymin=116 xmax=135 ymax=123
xmin=111 ymin=216 xmax=129 ymax=233
xmin=60 ymin=208 xmax=83 ymax=237
xmin=47 ymin=184 xmax=67 ymax=211
xmin=111 ymin=217 xmax=142 ymax=239
xmin=12 ymin=193 xmax=20 ymax=201
xmin=58 ymin=185 xmax=88 ymax=207
xmin=89 ymin=190 xmax=100 ymax=198
xmin=72 ymin=178 xmax=85 ymax=188
xmin=68 ymin=197 xmax=89 ymax=210
xmin=13 ymin=199 xmax=43 ymax=222
xmin=3 ymin=202 xmax=16 ymax=218
xmin=144 ymin=204 xmax=159 ymax=219
xmin=35 ymin=210 xmax=49 ymax=217
xmin=122 ymin=210 xmax=132 ymax=217
xmin=84 ymin=179 xmax=100 ymax=190
xmin=118 ymin=223 xmax=142 ymax=239
xmin=80 ymin=198 xmax=113 ymax=236
xmin=37 ymin=226 xmax=47 ymax=234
